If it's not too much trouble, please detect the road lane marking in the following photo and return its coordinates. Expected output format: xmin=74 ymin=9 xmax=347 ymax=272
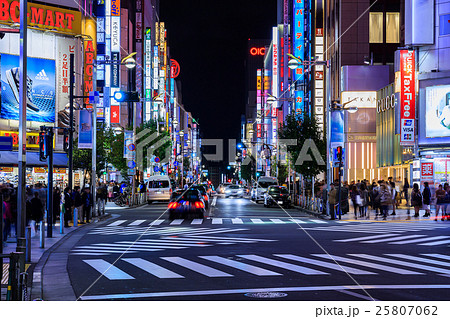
xmin=275 ymin=254 xmax=376 ymax=275
xmin=250 ymin=219 xmax=264 ymax=224
xmin=310 ymin=220 xmax=327 ymax=224
xmin=199 ymin=256 xmax=282 ymax=276
xmin=335 ymin=234 xmax=396 ymax=242
xmin=108 ymin=220 xmax=127 ymax=227
xmin=212 ymin=218 xmax=223 ymax=224
xmin=420 ymin=239 xmax=450 ymax=246
xmin=238 ymin=255 xmax=328 ymax=275
xmin=349 ymin=254 xmax=449 ymax=274
xmin=314 ymin=254 xmax=423 ymax=275
xmin=191 ymin=219 xmax=203 ymax=224
xmin=149 ymin=220 xmax=164 ymax=226
xmin=83 ymin=259 xmax=134 ymax=280
xmin=390 ymin=236 xmax=450 ymax=245
xmin=290 ymin=219 xmax=307 ymax=224
xmin=122 ymin=258 xmax=184 ymax=279
xmin=160 ymin=257 xmax=233 ymax=277
xmin=422 ymin=254 xmax=450 ymax=261
xmin=361 ymin=234 xmax=425 ymax=243
xmin=385 ymin=254 xmax=450 ymax=268
xmin=270 ymin=219 xmax=284 ymax=224
xmin=170 ymin=219 xmax=184 ymax=225
xmin=231 ymin=218 xmax=243 ymax=224
xmin=129 ymin=220 xmax=146 ymax=226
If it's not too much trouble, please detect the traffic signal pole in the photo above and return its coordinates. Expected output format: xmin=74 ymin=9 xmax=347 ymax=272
xmin=46 ymin=129 xmax=54 ymax=237
xmin=68 ymin=53 xmax=74 ymax=190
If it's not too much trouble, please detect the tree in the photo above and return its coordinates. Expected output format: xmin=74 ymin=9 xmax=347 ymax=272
xmin=278 ymin=113 xmax=326 ymax=180
xmin=107 ymin=130 xmax=128 ymax=179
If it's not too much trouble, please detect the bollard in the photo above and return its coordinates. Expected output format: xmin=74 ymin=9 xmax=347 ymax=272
xmin=73 ymin=207 xmax=78 ymax=227
xmin=39 ymin=220 xmax=44 ymax=249
xmin=60 ymin=211 xmax=64 ymax=234
xmin=25 ymin=226 xmax=31 ymax=263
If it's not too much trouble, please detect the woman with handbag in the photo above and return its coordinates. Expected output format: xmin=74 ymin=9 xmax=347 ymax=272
xmin=359 ymin=183 xmax=369 ymax=218
xmin=411 ymin=183 xmax=423 ymax=218
xmin=350 ymin=185 xmax=360 ymax=219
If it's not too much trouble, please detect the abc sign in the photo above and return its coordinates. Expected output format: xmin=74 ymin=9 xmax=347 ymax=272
xmin=250 ymin=47 xmax=266 ymax=56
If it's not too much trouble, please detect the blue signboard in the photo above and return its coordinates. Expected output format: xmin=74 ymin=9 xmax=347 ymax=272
xmin=0 ymin=54 xmax=56 ymax=123
xmin=78 ymin=109 xmax=93 ymax=149
xmin=0 ymin=136 xmax=13 ymax=151
xmin=293 ymin=0 xmax=305 ymax=118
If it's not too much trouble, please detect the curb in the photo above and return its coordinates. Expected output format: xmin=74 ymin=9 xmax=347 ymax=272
xmin=30 ymin=213 xmax=112 ymax=301
xmin=294 ymin=206 xmax=331 ymax=220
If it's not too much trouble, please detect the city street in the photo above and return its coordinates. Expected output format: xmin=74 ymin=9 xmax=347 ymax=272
xmin=66 ymin=196 xmax=450 ymax=301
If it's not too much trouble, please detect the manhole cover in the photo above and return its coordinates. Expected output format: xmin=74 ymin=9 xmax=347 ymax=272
xmin=245 ymin=292 xmax=287 ymax=299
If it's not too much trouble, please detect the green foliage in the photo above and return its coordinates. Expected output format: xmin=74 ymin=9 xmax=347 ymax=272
xmin=107 ymin=130 xmax=128 ymax=178
xmin=278 ymin=114 xmax=326 ymax=179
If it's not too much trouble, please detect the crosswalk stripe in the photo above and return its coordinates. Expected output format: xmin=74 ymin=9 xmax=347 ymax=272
xmin=270 ymin=219 xmax=284 ymax=224
xmin=120 ymin=240 xmax=211 ymax=247
xmin=420 ymin=239 xmax=450 ymax=246
xmin=238 ymin=255 xmax=328 ymax=275
xmin=108 ymin=220 xmax=127 ymax=227
xmin=199 ymin=256 xmax=282 ymax=276
xmin=191 ymin=219 xmax=203 ymax=224
xmin=161 ymin=257 xmax=233 ymax=277
xmin=335 ymin=234 xmax=397 ymax=242
xmin=251 ymin=219 xmax=264 ymax=224
xmin=122 ymin=258 xmax=184 ymax=278
xmin=310 ymin=220 xmax=327 ymax=224
xmin=212 ymin=218 xmax=222 ymax=224
xmin=73 ymin=249 xmax=138 ymax=254
xmin=83 ymin=259 xmax=134 ymax=280
xmin=349 ymin=254 xmax=449 ymax=274
xmin=181 ymin=235 xmax=274 ymax=242
xmin=290 ymin=219 xmax=307 ymax=224
xmin=314 ymin=254 xmax=423 ymax=275
xmin=422 ymin=254 xmax=450 ymax=261
xmin=274 ymin=254 xmax=376 ymax=275
xmin=170 ymin=219 xmax=184 ymax=225
xmin=390 ymin=236 xmax=450 ymax=245
xmin=77 ymin=245 xmax=163 ymax=251
xmin=129 ymin=220 xmax=146 ymax=226
xmin=361 ymin=234 xmax=425 ymax=244
xmin=385 ymin=254 xmax=450 ymax=268
xmin=149 ymin=220 xmax=164 ymax=226
xmin=231 ymin=218 xmax=243 ymax=224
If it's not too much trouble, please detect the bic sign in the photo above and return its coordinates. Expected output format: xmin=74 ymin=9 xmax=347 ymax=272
xmin=250 ymin=47 xmax=266 ymax=56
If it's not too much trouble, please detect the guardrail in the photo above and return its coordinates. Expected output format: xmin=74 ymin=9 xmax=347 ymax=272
xmin=298 ymin=195 xmax=323 ymax=214
xmin=0 ymin=252 xmax=28 ymax=301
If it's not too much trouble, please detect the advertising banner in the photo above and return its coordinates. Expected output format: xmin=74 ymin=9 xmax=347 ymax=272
xmin=399 ymin=50 xmax=415 ymax=145
xmin=330 ymin=110 xmax=344 ymax=148
xmin=78 ymin=110 xmax=92 ymax=149
xmin=0 ymin=53 xmax=56 ymax=123
xmin=124 ymin=130 xmax=134 ymax=159
xmin=293 ymin=0 xmax=305 ymax=117
xmin=110 ymin=105 xmax=120 ymax=124
xmin=111 ymin=52 xmax=120 ymax=87
xmin=421 ymin=162 xmax=434 ymax=181
xmin=426 ymin=85 xmax=450 ymax=138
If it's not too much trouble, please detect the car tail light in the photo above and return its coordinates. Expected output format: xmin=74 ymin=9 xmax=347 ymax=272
xmin=194 ymin=201 xmax=204 ymax=209
xmin=169 ymin=188 xmax=173 ymax=193
xmin=168 ymin=202 xmax=179 ymax=209
xmin=203 ymin=195 xmax=208 ymax=201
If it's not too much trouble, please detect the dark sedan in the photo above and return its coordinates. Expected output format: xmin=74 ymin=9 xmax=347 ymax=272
xmin=263 ymin=186 xmax=291 ymax=208
xmin=190 ymin=185 xmax=210 ymax=209
xmin=168 ymin=189 xmax=206 ymax=220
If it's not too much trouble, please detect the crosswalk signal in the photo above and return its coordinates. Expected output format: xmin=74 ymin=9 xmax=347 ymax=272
xmin=336 ymin=146 xmax=343 ymax=162
xmin=113 ymin=91 xmax=140 ymax=102
xmin=63 ymin=129 xmax=69 ymax=153
xmin=39 ymin=131 xmax=47 ymax=161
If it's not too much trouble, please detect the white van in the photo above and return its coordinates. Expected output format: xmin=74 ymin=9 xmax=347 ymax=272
xmin=251 ymin=176 xmax=278 ymax=202
xmin=146 ymin=175 xmax=172 ymax=203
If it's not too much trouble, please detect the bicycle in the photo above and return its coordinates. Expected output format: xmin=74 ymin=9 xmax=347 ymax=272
xmin=113 ymin=193 xmax=127 ymax=207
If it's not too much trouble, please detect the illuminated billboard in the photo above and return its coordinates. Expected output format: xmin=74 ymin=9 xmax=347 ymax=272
xmin=426 ymin=85 xmax=450 ymax=138
xmin=399 ymin=50 xmax=415 ymax=145
xmin=293 ymin=0 xmax=305 ymax=117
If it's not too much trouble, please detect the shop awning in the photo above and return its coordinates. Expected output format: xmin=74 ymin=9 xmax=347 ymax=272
xmin=0 ymin=151 xmax=68 ymax=167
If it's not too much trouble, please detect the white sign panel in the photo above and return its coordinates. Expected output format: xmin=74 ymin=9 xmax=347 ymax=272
xmin=111 ymin=16 xmax=120 ymax=52
xmin=341 ymin=91 xmax=377 ymax=108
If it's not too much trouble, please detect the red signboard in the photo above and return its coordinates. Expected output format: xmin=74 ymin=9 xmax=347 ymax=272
xmin=249 ymin=47 xmax=266 ymax=56
xmin=421 ymin=162 xmax=433 ymax=179
xmin=110 ymin=105 xmax=120 ymax=124
xmin=170 ymin=59 xmax=180 ymax=78
xmin=400 ymin=50 xmax=415 ymax=145
xmin=256 ymin=124 xmax=262 ymax=138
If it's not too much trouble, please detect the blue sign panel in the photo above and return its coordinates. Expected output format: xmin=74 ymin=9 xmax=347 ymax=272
xmin=78 ymin=109 xmax=93 ymax=149
xmin=0 ymin=136 xmax=13 ymax=151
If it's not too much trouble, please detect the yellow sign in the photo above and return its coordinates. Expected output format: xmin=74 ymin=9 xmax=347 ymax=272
xmin=0 ymin=131 xmax=40 ymax=148
xmin=0 ymin=0 xmax=82 ymax=35
xmin=0 ymin=167 xmax=14 ymax=172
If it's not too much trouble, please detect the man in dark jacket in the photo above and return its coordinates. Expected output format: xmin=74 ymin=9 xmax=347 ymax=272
xmin=82 ymin=188 xmax=93 ymax=223
xmin=423 ymin=182 xmax=431 ymax=217
xmin=63 ymin=187 xmax=73 ymax=227
xmin=72 ymin=186 xmax=83 ymax=224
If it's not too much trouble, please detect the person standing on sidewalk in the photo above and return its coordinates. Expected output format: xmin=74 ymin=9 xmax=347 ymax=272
xmin=359 ymin=183 xmax=369 ymax=218
xmin=350 ymin=185 xmax=360 ymax=219
xmin=108 ymin=183 xmax=114 ymax=202
xmin=72 ymin=186 xmax=83 ymax=224
xmin=2 ymin=194 xmax=12 ymax=244
xmin=63 ymin=187 xmax=73 ymax=227
xmin=390 ymin=182 xmax=397 ymax=216
xmin=379 ymin=184 xmax=391 ymax=220
xmin=411 ymin=183 xmax=423 ymax=218
xmin=435 ymin=184 xmax=446 ymax=221
xmin=422 ymin=182 xmax=431 ymax=218
xmin=403 ymin=178 xmax=410 ymax=206
xmin=53 ymin=187 xmax=61 ymax=226
xmin=82 ymin=187 xmax=93 ymax=223
xmin=340 ymin=182 xmax=349 ymax=215
xmin=30 ymin=192 xmax=44 ymax=232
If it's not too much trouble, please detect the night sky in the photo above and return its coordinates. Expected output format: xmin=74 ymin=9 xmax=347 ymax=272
xmin=160 ymin=0 xmax=277 ymax=140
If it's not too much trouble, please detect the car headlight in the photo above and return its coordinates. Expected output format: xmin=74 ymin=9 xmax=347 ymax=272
xmin=225 ymin=190 xmax=231 ymax=193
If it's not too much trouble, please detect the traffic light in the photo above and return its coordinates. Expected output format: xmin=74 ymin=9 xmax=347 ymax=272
xmin=168 ymin=168 xmax=173 ymax=174
xmin=39 ymin=131 xmax=47 ymax=161
xmin=336 ymin=146 xmax=343 ymax=162
xmin=113 ymin=91 xmax=140 ymax=102
xmin=63 ymin=129 xmax=69 ymax=153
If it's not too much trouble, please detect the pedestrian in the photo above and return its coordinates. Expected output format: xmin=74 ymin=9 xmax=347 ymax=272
xmin=340 ymin=182 xmax=349 ymax=215
xmin=435 ymin=184 xmax=446 ymax=221
xmin=422 ymin=182 xmax=431 ymax=217
xmin=53 ymin=187 xmax=61 ymax=226
xmin=359 ymin=183 xmax=369 ymax=218
xmin=328 ymin=183 xmax=337 ymax=218
xmin=371 ymin=184 xmax=381 ymax=217
xmin=403 ymin=178 xmax=410 ymax=206
xmin=390 ymin=182 xmax=397 ymax=216
xmin=82 ymin=187 xmax=93 ymax=223
xmin=350 ymin=185 xmax=360 ymax=219
xmin=108 ymin=183 xmax=114 ymax=202
xmin=113 ymin=182 xmax=119 ymax=199
xmin=30 ymin=192 xmax=44 ymax=231
xmin=379 ymin=184 xmax=391 ymax=220
xmin=411 ymin=183 xmax=423 ymax=218
xmin=444 ymin=183 xmax=450 ymax=220
xmin=72 ymin=186 xmax=83 ymax=224
xmin=2 ymin=194 xmax=12 ymax=244
xmin=63 ymin=187 xmax=73 ymax=227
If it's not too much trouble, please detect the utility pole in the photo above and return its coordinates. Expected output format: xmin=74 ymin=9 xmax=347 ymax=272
xmin=17 ymin=0 xmax=28 ymax=253
xmin=68 ymin=53 xmax=75 ymax=190
xmin=46 ymin=129 xmax=54 ymax=237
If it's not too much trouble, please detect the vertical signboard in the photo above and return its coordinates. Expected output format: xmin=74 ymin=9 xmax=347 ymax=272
xmin=256 ymin=69 xmax=262 ymax=121
xmin=272 ymin=27 xmax=279 ymax=146
xmin=78 ymin=110 xmax=93 ymax=149
xmin=400 ymin=50 xmax=416 ymax=145
xmin=293 ymin=0 xmax=305 ymax=118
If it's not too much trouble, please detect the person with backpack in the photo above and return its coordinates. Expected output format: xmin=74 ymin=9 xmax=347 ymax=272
xmin=379 ymin=184 xmax=391 ymax=220
xmin=422 ymin=182 xmax=432 ymax=217
xmin=411 ymin=183 xmax=423 ymax=218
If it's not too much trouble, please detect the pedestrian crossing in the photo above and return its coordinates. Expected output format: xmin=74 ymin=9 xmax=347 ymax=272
xmin=304 ymin=222 xmax=449 ymax=234
xmin=72 ymin=226 xmax=275 ymax=255
xmin=81 ymin=253 xmax=450 ymax=281
xmin=334 ymin=233 xmax=450 ymax=246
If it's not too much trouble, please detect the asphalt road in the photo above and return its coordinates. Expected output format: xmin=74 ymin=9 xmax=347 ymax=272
xmin=66 ymin=195 xmax=450 ymax=301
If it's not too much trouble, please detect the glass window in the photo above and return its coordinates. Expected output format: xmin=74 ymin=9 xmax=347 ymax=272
xmin=386 ymin=12 xmax=400 ymax=43
xmin=369 ymin=12 xmax=383 ymax=43
xmin=149 ymin=181 xmax=169 ymax=188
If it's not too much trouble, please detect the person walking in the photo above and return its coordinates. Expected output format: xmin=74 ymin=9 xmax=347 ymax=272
xmin=53 ymin=187 xmax=61 ymax=226
xmin=379 ymin=184 xmax=391 ymax=220
xmin=403 ymin=178 xmax=410 ymax=206
xmin=340 ymin=182 xmax=349 ymax=215
xmin=435 ymin=184 xmax=446 ymax=221
xmin=390 ymin=182 xmax=397 ymax=216
xmin=30 ymin=192 xmax=44 ymax=232
xmin=63 ymin=187 xmax=73 ymax=227
xmin=411 ymin=183 xmax=423 ymax=218
xmin=108 ymin=183 xmax=114 ymax=202
xmin=72 ymin=186 xmax=83 ymax=224
xmin=82 ymin=187 xmax=93 ymax=223
xmin=350 ymin=185 xmax=360 ymax=219
xmin=422 ymin=182 xmax=431 ymax=217
xmin=359 ymin=183 xmax=369 ymax=218
xmin=2 ymin=194 xmax=12 ymax=244
xmin=328 ymin=183 xmax=337 ymax=219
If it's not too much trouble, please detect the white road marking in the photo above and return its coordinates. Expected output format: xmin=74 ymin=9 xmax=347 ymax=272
xmin=129 ymin=220 xmax=146 ymax=226
xmin=310 ymin=220 xmax=327 ymax=224
xmin=212 ymin=218 xmax=223 ymax=224
xmin=275 ymin=254 xmax=376 ymax=275
xmin=385 ymin=254 xmax=450 ymax=268
xmin=390 ymin=236 xmax=450 ymax=245
xmin=83 ymin=259 xmax=134 ymax=280
xmin=361 ymin=234 xmax=426 ymax=244
xmin=108 ymin=220 xmax=127 ymax=227
xmin=231 ymin=218 xmax=243 ymax=224
xmin=191 ymin=219 xmax=203 ymax=225
xmin=161 ymin=257 xmax=233 ymax=277
xmin=238 ymin=255 xmax=328 ymax=275
xmin=170 ymin=219 xmax=184 ymax=225
xmin=199 ymin=256 xmax=282 ymax=276
xmin=270 ymin=219 xmax=284 ymax=224
xmin=250 ymin=219 xmax=264 ymax=224
xmin=290 ymin=219 xmax=307 ymax=224
xmin=314 ymin=254 xmax=423 ymax=275
xmin=122 ymin=258 xmax=184 ymax=279
xmin=149 ymin=220 xmax=164 ymax=226
xmin=422 ymin=254 xmax=450 ymax=261
xmin=420 ymin=239 xmax=450 ymax=246
xmin=350 ymin=254 xmax=449 ymax=274
xmin=335 ymin=234 xmax=397 ymax=242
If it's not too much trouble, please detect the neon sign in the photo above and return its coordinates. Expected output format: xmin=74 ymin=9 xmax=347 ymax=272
xmin=250 ymin=47 xmax=266 ymax=56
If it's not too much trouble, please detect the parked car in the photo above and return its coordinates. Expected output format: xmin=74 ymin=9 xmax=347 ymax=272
xmin=191 ymin=185 xmax=210 ymax=208
xmin=146 ymin=175 xmax=172 ymax=204
xmin=264 ymin=186 xmax=291 ymax=208
xmin=225 ymin=185 xmax=244 ymax=198
xmin=167 ymin=189 xmax=206 ymax=220
xmin=251 ymin=176 xmax=278 ymax=202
